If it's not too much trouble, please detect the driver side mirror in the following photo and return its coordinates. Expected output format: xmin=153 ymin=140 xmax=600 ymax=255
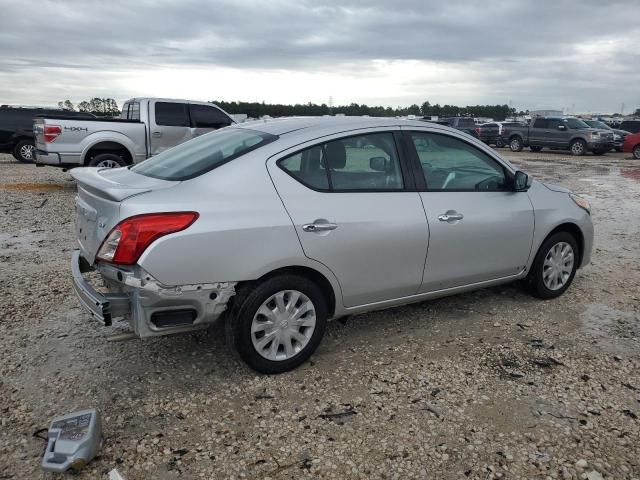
xmin=513 ymin=170 xmax=532 ymax=192
xmin=369 ymin=156 xmax=389 ymax=172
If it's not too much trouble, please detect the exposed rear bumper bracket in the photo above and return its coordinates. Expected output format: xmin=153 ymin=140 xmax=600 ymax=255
xmin=71 ymin=250 xmax=130 ymax=326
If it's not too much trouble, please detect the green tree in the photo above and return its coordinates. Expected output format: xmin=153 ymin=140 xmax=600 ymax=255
xmin=57 ymin=100 xmax=75 ymax=111
xmin=634 ymin=108 xmax=640 ymax=117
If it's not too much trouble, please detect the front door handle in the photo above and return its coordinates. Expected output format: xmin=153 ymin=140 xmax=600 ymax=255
xmin=438 ymin=211 xmax=464 ymax=222
xmin=152 ymin=131 xmax=162 ymax=138
xmin=302 ymin=222 xmax=338 ymax=232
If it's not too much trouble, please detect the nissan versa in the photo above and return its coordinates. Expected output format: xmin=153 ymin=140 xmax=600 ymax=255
xmin=71 ymin=117 xmax=593 ymax=373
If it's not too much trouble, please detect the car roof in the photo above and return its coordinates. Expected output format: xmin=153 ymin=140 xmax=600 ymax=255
xmin=234 ymin=116 xmax=431 ymax=136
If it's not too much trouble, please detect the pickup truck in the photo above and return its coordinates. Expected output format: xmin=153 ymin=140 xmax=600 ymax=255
xmin=506 ymin=116 xmax=614 ymax=155
xmin=424 ymin=117 xmax=500 ymax=145
xmin=34 ymin=98 xmax=234 ymax=168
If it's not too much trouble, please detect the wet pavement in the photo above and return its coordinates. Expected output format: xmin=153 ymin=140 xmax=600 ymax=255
xmin=0 ymin=150 xmax=638 ymax=479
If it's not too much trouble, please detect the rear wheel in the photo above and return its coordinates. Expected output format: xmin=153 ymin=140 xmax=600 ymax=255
xmin=527 ymin=232 xmax=579 ymax=299
xmin=530 ymin=146 xmax=542 ymax=152
xmin=570 ymin=139 xmax=586 ymax=156
xmin=88 ymin=153 xmax=127 ymax=168
xmin=509 ymin=137 xmax=523 ymax=152
xmin=226 ymin=274 xmax=328 ymax=374
xmin=13 ymin=140 xmax=35 ymax=163
xmin=633 ymin=145 xmax=640 ymax=160
xmin=495 ymin=138 xmax=504 ymax=148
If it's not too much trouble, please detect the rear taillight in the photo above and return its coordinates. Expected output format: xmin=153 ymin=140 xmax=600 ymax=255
xmin=44 ymin=125 xmax=62 ymax=143
xmin=96 ymin=212 xmax=199 ymax=265
xmin=474 ymin=127 xmax=481 ymax=136
xmin=502 ymin=128 xmax=509 ymax=135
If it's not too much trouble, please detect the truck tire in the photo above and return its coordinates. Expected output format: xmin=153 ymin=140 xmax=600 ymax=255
xmin=88 ymin=153 xmax=127 ymax=168
xmin=530 ymin=146 xmax=542 ymax=152
xmin=633 ymin=145 xmax=640 ymax=160
xmin=495 ymin=138 xmax=504 ymax=148
xmin=12 ymin=140 xmax=35 ymax=163
xmin=570 ymin=139 xmax=586 ymax=156
xmin=509 ymin=137 xmax=523 ymax=152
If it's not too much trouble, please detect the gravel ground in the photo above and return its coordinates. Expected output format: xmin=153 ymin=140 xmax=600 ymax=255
xmin=1 ymin=150 xmax=639 ymax=480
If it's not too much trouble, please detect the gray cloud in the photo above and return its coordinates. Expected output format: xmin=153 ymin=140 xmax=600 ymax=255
xmin=1 ymin=0 xmax=639 ymax=112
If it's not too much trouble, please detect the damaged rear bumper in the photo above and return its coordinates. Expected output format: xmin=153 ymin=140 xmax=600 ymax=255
xmin=71 ymin=250 xmax=236 ymax=337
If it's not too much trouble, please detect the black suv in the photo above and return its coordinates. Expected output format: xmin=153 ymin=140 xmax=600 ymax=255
xmin=0 ymin=106 xmax=94 ymax=162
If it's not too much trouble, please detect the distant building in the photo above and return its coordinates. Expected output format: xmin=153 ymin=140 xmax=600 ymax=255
xmin=530 ymin=109 xmax=563 ymax=117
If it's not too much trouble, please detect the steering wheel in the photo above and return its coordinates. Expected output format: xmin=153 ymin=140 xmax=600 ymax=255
xmin=441 ymin=171 xmax=456 ymax=189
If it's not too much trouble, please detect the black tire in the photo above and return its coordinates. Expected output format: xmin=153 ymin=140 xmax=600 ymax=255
xmin=88 ymin=153 xmax=127 ymax=168
xmin=225 ymin=274 xmax=328 ymax=374
xmin=13 ymin=139 xmax=35 ymax=163
xmin=570 ymin=139 xmax=586 ymax=156
xmin=495 ymin=138 xmax=504 ymax=148
xmin=509 ymin=136 xmax=523 ymax=152
xmin=633 ymin=145 xmax=640 ymax=160
xmin=526 ymin=232 xmax=579 ymax=300
xmin=530 ymin=146 xmax=542 ymax=152
xmin=614 ymin=147 xmax=622 ymax=152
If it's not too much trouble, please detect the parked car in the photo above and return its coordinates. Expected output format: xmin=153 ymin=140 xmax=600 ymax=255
xmin=71 ymin=117 xmax=593 ymax=373
xmin=583 ymin=120 xmax=629 ymax=151
xmin=479 ymin=122 xmax=523 ymax=147
xmin=427 ymin=117 xmax=498 ymax=145
xmin=507 ymin=116 xmax=614 ymax=155
xmin=623 ymin=132 xmax=640 ymax=159
xmin=618 ymin=120 xmax=640 ymax=134
xmin=474 ymin=123 xmax=500 ymax=146
xmin=0 ymin=106 xmax=94 ymax=163
xmin=34 ymin=98 xmax=234 ymax=168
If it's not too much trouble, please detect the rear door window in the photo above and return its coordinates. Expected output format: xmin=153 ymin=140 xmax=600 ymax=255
xmin=533 ymin=118 xmax=548 ymax=128
xmin=278 ymin=132 xmax=403 ymax=191
xmin=155 ymin=102 xmax=190 ymax=127
xmin=189 ymin=104 xmax=232 ymax=129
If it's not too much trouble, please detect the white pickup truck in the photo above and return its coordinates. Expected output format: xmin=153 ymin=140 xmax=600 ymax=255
xmin=34 ymin=98 xmax=234 ymax=168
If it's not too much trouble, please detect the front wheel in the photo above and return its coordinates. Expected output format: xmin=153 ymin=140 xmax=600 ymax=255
xmin=633 ymin=145 xmax=640 ymax=160
xmin=226 ymin=274 xmax=328 ymax=374
xmin=570 ymin=139 xmax=586 ymax=156
xmin=526 ymin=232 xmax=579 ymax=299
xmin=509 ymin=137 xmax=523 ymax=152
xmin=13 ymin=140 xmax=35 ymax=163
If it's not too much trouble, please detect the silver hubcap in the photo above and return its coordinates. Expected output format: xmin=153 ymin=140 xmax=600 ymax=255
xmin=542 ymin=242 xmax=574 ymax=290
xmin=572 ymin=142 xmax=584 ymax=154
xmin=251 ymin=290 xmax=316 ymax=361
xmin=20 ymin=144 xmax=34 ymax=159
xmin=96 ymin=159 xmax=121 ymax=168
xmin=511 ymin=139 xmax=520 ymax=150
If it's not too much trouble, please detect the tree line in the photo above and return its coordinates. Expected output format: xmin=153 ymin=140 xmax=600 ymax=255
xmin=57 ymin=98 xmax=120 ymax=116
xmin=211 ymin=100 xmax=523 ymax=120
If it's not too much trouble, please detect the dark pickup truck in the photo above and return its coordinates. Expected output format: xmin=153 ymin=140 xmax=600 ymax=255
xmin=507 ymin=116 xmax=614 ymax=155
xmin=426 ymin=117 xmax=500 ymax=145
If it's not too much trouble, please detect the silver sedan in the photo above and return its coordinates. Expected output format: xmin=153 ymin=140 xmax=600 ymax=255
xmin=71 ymin=117 xmax=593 ymax=373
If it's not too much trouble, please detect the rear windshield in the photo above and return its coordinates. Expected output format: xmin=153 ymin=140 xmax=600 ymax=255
xmin=131 ymin=127 xmax=277 ymax=181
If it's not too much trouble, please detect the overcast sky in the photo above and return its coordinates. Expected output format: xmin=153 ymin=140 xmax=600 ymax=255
xmin=1 ymin=0 xmax=639 ymax=113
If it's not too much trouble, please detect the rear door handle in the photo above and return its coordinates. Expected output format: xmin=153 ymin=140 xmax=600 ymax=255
xmin=152 ymin=131 xmax=162 ymax=138
xmin=302 ymin=222 xmax=338 ymax=232
xmin=438 ymin=211 xmax=464 ymax=222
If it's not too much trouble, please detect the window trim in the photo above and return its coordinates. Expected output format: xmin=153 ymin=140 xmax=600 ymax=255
xmin=276 ymin=130 xmax=414 ymax=193
xmin=402 ymin=130 xmax=514 ymax=193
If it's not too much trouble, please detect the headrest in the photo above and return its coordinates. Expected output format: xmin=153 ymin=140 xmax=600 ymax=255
xmin=325 ymin=141 xmax=346 ymax=169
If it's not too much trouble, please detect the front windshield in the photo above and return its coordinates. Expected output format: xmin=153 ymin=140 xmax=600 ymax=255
xmin=566 ymin=118 xmax=590 ymax=129
xmin=587 ymin=120 xmax=610 ymax=130
xmin=131 ymin=127 xmax=277 ymax=181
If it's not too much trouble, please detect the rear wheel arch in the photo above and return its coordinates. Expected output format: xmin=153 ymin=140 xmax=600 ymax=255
xmin=234 ymin=266 xmax=337 ymax=319
xmin=83 ymin=141 xmax=133 ymax=166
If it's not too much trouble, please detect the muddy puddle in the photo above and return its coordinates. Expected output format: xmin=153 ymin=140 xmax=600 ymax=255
xmin=0 ymin=182 xmax=71 ymax=191
xmin=581 ymin=303 xmax=640 ymax=356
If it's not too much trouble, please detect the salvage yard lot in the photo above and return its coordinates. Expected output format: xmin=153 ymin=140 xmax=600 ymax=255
xmin=0 ymin=151 xmax=639 ymax=479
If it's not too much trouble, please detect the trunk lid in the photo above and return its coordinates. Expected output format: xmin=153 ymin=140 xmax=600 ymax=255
xmin=71 ymin=167 xmax=176 ymax=263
